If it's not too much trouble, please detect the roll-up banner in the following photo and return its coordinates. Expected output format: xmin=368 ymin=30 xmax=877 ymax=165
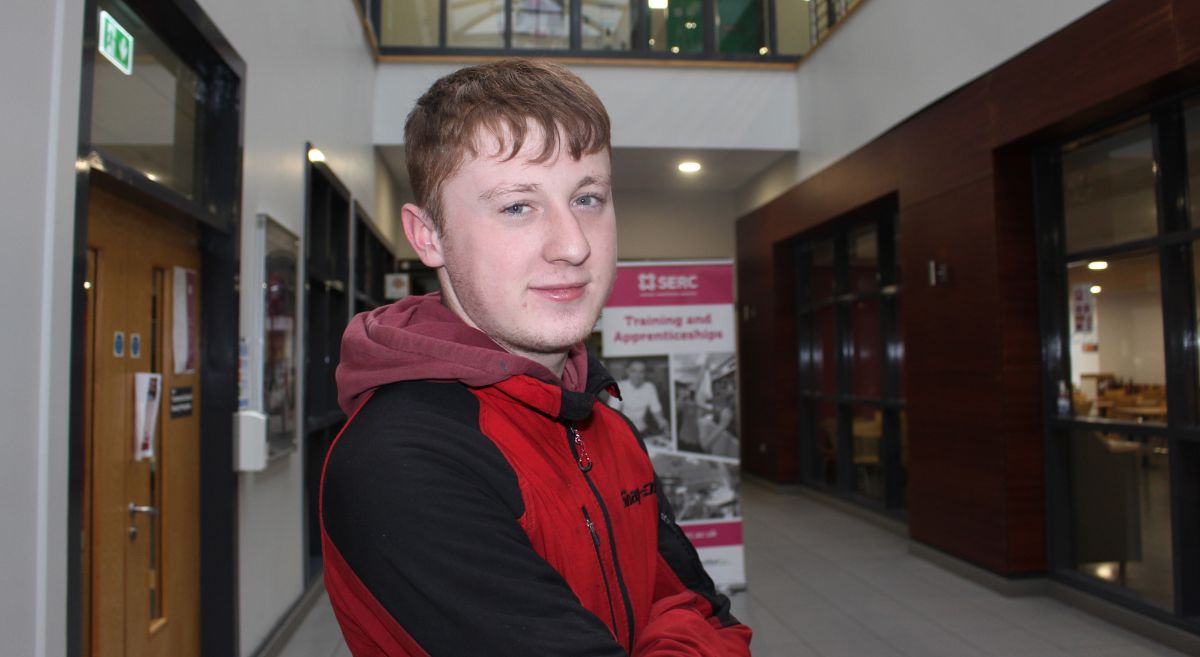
xmin=599 ymin=260 xmax=745 ymax=589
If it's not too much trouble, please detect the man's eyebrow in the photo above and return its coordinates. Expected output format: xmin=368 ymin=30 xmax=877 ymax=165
xmin=577 ymin=175 xmax=612 ymax=189
xmin=479 ymin=183 xmax=541 ymax=201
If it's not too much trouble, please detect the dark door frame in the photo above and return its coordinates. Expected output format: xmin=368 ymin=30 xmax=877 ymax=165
xmin=69 ymin=2 xmax=245 ymax=656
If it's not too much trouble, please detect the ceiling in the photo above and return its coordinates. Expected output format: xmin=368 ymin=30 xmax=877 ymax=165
xmin=376 ymin=145 xmax=794 ymax=197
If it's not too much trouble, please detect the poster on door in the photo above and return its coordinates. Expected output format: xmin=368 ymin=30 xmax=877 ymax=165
xmin=134 ymin=372 xmax=162 ymax=461
xmin=599 ymin=261 xmax=745 ymax=589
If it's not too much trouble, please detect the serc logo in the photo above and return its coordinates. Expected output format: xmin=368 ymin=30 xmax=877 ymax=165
xmin=638 ymin=272 xmax=699 ymax=293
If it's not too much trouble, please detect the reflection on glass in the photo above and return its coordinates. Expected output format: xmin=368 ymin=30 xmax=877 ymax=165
xmin=513 ymin=0 xmax=569 ymax=49
xmin=716 ymin=0 xmax=767 ymax=55
xmin=774 ymin=0 xmax=811 ymax=55
xmin=850 ymin=405 xmax=882 ymax=500
xmin=379 ymin=0 xmax=439 ymax=46
xmin=1194 ymin=241 xmax=1200 ymax=420
xmin=1187 ymin=105 xmax=1200 ymax=227
xmin=646 ymin=0 xmax=702 ymax=54
xmin=91 ymin=0 xmax=202 ymax=200
xmin=265 ymin=222 xmax=299 ymax=455
xmin=848 ymin=224 xmax=878 ymax=292
xmin=1068 ymin=430 xmax=1173 ymax=611
xmin=1066 ymin=250 xmax=1165 ymax=423
xmin=814 ymin=402 xmax=838 ymax=487
xmin=449 ymin=0 xmax=505 ymax=48
xmin=814 ymin=305 xmax=836 ymax=394
xmin=849 ymin=298 xmax=880 ymax=397
xmin=811 ymin=239 xmax=835 ymax=300
xmin=1062 ymin=118 xmax=1158 ymax=253
xmin=582 ymin=0 xmax=631 ymax=50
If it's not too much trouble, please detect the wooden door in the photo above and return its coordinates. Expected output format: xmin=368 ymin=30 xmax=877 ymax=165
xmin=84 ymin=185 xmax=202 ymax=657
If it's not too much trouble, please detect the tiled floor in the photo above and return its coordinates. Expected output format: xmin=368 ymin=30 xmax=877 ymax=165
xmin=279 ymin=482 xmax=1188 ymax=657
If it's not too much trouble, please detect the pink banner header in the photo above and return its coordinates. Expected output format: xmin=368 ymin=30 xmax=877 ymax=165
xmin=606 ymin=264 xmax=733 ymax=307
xmin=682 ymin=521 xmax=743 ymax=549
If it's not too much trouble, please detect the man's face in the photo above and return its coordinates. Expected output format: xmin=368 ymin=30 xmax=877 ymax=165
xmin=627 ymin=362 xmax=646 ymax=386
xmin=433 ymin=126 xmax=617 ymax=361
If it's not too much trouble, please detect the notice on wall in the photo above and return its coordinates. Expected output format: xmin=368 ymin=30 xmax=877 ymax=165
xmin=600 ymin=261 xmax=745 ymax=590
xmin=173 ymin=267 xmax=198 ymax=374
xmin=134 ymin=373 xmax=162 ymax=461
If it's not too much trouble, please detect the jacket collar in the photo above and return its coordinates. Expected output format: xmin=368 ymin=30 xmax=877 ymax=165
xmin=490 ymin=354 xmax=617 ymax=423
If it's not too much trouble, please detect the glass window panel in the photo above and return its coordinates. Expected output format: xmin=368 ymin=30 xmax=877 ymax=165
xmin=1067 ymin=430 xmax=1173 ymax=611
xmin=582 ymin=0 xmax=631 ymax=50
xmin=265 ymin=222 xmax=299 ymax=455
xmin=449 ymin=0 xmax=505 ymax=48
xmin=1062 ymin=118 xmax=1158 ymax=253
xmin=513 ymin=0 xmax=569 ymax=49
xmin=1066 ymin=250 xmax=1165 ymax=424
xmin=774 ymin=0 xmax=811 ymax=55
xmin=716 ymin=0 xmax=767 ymax=55
xmin=379 ymin=0 xmax=439 ymax=46
xmin=1187 ymin=105 xmax=1200 ymax=227
xmin=646 ymin=0 xmax=702 ymax=54
xmin=848 ymin=224 xmax=879 ymax=293
xmin=849 ymin=297 xmax=881 ymax=398
xmin=814 ymin=305 xmax=836 ymax=394
xmin=850 ymin=405 xmax=882 ymax=500
xmin=91 ymin=0 xmax=202 ymax=200
xmin=810 ymin=239 xmax=835 ymax=301
xmin=814 ymin=402 xmax=838 ymax=487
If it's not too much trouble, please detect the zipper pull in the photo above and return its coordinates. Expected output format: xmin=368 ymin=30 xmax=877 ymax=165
xmin=583 ymin=507 xmax=601 ymax=546
xmin=571 ymin=426 xmax=593 ymax=472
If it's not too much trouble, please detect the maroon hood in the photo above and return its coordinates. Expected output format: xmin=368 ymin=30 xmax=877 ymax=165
xmin=336 ymin=293 xmax=589 ymax=415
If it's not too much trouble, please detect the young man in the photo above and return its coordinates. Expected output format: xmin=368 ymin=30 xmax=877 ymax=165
xmin=608 ymin=360 xmax=668 ymax=434
xmin=322 ymin=59 xmax=752 ymax=656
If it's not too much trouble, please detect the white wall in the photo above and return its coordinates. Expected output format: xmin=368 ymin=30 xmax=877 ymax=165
xmin=740 ymin=0 xmax=1112 ymax=214
xmin=373 ymin=63 xmax=800 ymax=151
xmin=0 ymin=1 xmax=82 ymax=656
xmin=615 ymin=189 xmax=736 ymax=260
xmin=193 ymin=0 xmax=378 ymax=654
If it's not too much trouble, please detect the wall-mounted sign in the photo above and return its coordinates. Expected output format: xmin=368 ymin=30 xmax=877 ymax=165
xmin=113 ymin=331 xmax=125 ymax=358
xmin=385 ymin=273 xmax=411 ymax=300
xmin=130 ymin=333 xmax=142 ymax=359
xmin=98 ymin=10 xmax=134 ymax=76
xmin=170 ymin=387 xmax=194 ymax=418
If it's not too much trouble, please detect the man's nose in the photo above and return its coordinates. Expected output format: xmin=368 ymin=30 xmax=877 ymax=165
xmin=542 ymin=203 xmax=591 ymax=265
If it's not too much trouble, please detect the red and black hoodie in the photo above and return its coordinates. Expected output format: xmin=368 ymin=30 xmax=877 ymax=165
xmin=322 ymin=293 xmax=753 ymax=656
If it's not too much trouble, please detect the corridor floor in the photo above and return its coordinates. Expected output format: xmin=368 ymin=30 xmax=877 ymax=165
xmin=279 ymin=482 xmax=1187 ymax=657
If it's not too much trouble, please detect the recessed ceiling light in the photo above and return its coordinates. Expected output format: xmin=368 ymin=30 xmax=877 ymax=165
xmin=307 ymin=147 xmax=326 ymax=163
xmin=759 ymin=46 xmax=769 ymax=55
xmin=648 ymin=0 xmax=667 ymax=9
xmin=678 ymin=161 xmax=701 ymax=174
xmin=1090 ymin=285 xmax=1102 ymax=294
xmin=145 ymin=172 xmax=158 ymax=182
xmin=1087 ymin=261 xmax=1108 ymax=270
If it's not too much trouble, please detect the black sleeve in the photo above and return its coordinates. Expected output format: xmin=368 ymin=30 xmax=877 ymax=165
xmin=322 ymin=382 xmax=628 ymax=657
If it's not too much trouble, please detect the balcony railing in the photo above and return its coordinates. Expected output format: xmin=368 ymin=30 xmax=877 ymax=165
xmin=355 ymin=0 xmax=864 ymax=63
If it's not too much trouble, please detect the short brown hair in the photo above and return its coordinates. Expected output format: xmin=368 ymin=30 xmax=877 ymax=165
xmin=404 ymin=59 xmax=611 ymax=233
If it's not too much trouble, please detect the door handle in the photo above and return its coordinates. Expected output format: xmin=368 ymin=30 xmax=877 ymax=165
xmin=128 ymin=502 xmax=158 ymax=518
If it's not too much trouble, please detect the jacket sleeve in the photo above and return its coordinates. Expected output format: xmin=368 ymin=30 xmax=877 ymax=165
xmin=631 ymin=476 xmax=753 ymax=657
xmin=321 ymin=383 xmax=629 ymax=657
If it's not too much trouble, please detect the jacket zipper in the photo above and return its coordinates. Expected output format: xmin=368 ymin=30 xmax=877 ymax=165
xmin=582 ymin=506 xmax=619 ymax=636
xmin=566 ymin=424 xmax=636 ymax=649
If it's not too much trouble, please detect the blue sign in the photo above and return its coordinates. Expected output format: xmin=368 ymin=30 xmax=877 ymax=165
xmin=113 ymin=331 xmax=125 ymax=358
xmin=130 ymin=333 xmax=142 ymax=359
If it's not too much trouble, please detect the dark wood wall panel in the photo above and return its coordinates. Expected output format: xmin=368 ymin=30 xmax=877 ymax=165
xmin=989 ymin=0 xmax=1176 ymax=146
xmin=736 ymin=0 xmax=1200 ymax=575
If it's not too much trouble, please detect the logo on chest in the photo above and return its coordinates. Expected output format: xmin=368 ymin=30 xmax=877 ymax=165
xmin=620 ymin=480 xmax=657 ymax=508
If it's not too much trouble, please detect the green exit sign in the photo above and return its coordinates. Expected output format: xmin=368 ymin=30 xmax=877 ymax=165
xmin=98 ymin=10 xmax=134 ymax=75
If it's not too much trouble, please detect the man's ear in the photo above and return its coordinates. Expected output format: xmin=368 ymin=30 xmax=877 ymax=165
xmin=401 ymin=203 xmax=444 ymax=268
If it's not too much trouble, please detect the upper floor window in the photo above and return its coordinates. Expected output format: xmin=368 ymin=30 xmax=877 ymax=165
xmin=369 ymin=0 xmax=865 ymax=61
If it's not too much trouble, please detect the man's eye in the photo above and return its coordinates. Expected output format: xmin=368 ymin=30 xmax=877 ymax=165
xmin=575 ymin=194 xmax=605 ymax=208
xmin=502 ymin=203 xmax=531 ymax=216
